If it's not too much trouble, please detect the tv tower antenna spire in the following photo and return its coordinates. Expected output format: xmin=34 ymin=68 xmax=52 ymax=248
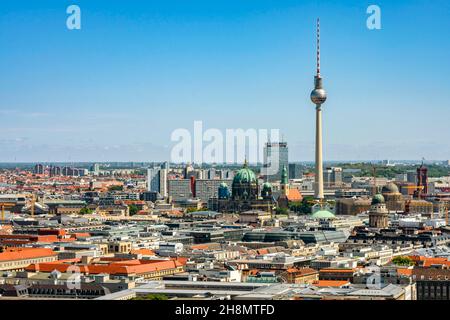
xmin=316 ymin=18 xmax=321 ymax=77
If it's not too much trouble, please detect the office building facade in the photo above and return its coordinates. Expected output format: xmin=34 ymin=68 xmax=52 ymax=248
xmin=324 ymin=167 xmax=343 ymax=187
xmin=263 ymin=142 xmax=288 ymax=182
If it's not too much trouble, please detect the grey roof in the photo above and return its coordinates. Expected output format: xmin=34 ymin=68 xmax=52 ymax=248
xmin=347 ymin=284 xmax=403 ymax=297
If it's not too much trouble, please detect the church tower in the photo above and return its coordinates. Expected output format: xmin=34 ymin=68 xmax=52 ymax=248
xmin=369 ymin=194 xmax=389 ymax=228
xmin=280 ymin=165 xmax=289 ymax=197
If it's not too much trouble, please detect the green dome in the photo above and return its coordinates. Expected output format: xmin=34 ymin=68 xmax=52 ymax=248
xmin=233 ymin=165 xmax=257 ymax=185
xmin=311 ymin=209 xmax=335 ymax=219
xmin=262 ymin=182 xmax=272 ymax=190
xmin=371 ymin=193 xmax=385 ymax=205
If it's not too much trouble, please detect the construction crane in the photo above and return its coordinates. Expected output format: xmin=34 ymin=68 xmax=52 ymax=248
xmin=372 ymin=165 xmax=377 ymax=196
xmin=371 ymin=164 xmax=389 ymax=196
xmin=0 ymin=202 xmax=15 ymax=224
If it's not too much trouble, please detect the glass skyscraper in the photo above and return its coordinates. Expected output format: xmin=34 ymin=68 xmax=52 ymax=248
xmin=263 ymin=142 xmax=289 ymax=182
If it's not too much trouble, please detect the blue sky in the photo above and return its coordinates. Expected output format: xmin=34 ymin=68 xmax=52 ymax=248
xmin=0 ymin=0 xmax=449 ymax=162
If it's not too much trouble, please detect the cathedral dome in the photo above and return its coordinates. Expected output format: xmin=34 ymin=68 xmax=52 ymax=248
xmin=311 ymin=209 xmax=335 ymax=220
xmin=233 ymin=165 xmax=257 ymax=185
xmin=371 ymin=193 xmax=385 ymax=205
xmin=232 ymin=162 xmax=258 ymax=200
xmin=382 ymin=182 xmax=399 ymax=194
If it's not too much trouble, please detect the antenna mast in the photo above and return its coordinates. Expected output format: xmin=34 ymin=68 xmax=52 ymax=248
xmin=316 ymin=18 xmax=321 ymax=77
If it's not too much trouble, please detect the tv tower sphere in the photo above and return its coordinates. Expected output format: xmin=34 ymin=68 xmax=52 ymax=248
xmin=310 ymin=85 xmax=327 ymax=105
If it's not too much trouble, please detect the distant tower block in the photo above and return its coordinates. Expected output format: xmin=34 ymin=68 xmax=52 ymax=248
xmin=310 ymin=18 xmax=327 ymax=200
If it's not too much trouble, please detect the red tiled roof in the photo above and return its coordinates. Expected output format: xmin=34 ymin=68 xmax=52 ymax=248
xmin=319 ymin=268 xmax=356 ymax=273
xmin=397 ymin=268 xmax=413 ymax=276
xmin=287 ymin=189 xmax=303 ymax=202
xmin=0 ymin=248 xmax=57 ymax=262
xmin=286 ymin=268 xmax=318 ymax=275
xmin=191 ymin=244 xmax=209 ymax=250
xmin=248 ymin=269 xmax=260 ymax=276
xmin=409 ymin=255 xmax=450 ymax=267
xmin=130 ymin=248 xmax=155 ymax=256
xmin=25 ymin=259 xmax=185 ymax=276
xmin=0 ymin=234 xmax=60 ymax=244
xmin=313 ymin=280 xmax=350 ymax=287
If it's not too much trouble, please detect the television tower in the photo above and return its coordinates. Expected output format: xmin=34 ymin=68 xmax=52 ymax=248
xmin=310 ymin=18 xmax=327 ymax=200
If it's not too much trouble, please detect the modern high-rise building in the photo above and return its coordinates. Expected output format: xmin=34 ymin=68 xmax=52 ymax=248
xmin=91 ymin=163 xmax=100 ymax=175
xmin=324 ymin=167 xmax=343 ymax=187
xmin=289 ymin=163 xmax=303 ymax=180
xmin=49 ymin=165 xmax=61 ymax=177
xmin=61 ymin=166 xmax=86 ymax=176
xmin=195 ymin=179 xmax=233 ymax=203
xmin=161 ymin=161 xmax=170 ymax=170
xmin=395 ymin=173 xmax=407 ymax=182
xmin=168 ymin=179 xmax=192 ymax=202
xmin=147 ymin=167 xmax=160 ymax=193
xmin=159 ymin=168 xmax=168 ymax=198
xmin=147 ymin=163 xmax=169 ymax=197
xmin=263 ymin=142 xmax=289 ymax=182
xmin=407 ymin=171 xmax=417 ymax=184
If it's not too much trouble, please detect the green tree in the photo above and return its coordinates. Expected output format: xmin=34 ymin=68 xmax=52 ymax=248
xmin=275 ymin=207 xmax=288 ymax=215
xmin=79 ymin=207 xmax=93 ymax=215
xmin=131 ymin=294 xmax=168 ymax=300
xmin=294 ymin=196 xmax=315 ymax=214
xmin=108 ymin=185 xmax=123 ymax=191
xmin=186 ymin=207 xmax=209 ymax=213
xmin=128 ymin=204 xmax=139 ymax=216
xmin=391 ymin=256 xmax=414 ymax=266
xmin=289 ymin=201 xmax=303 ymax=213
